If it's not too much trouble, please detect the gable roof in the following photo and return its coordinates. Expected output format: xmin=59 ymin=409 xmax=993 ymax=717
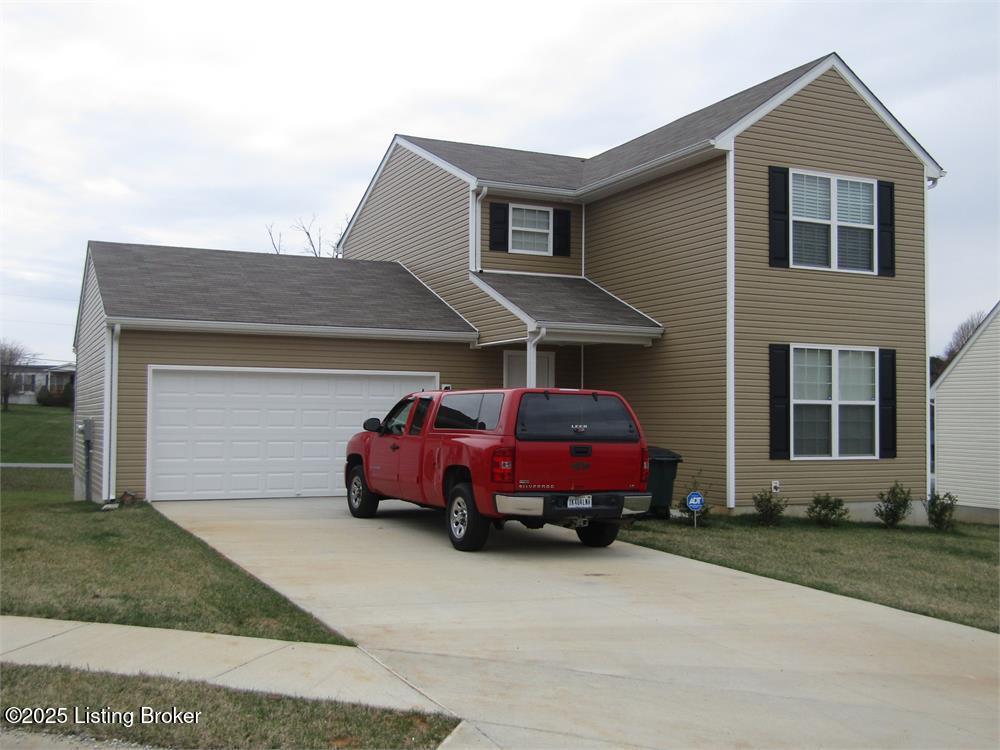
xmin=86 ymin=241 xmax=477 ymax=340
xmin=472 ymin=272 xmax=661 ymax=332
xmin=394 ymin=53 xmax=943 ymax=199
xmin=931 ymin=301 xmax=1000 ymax=396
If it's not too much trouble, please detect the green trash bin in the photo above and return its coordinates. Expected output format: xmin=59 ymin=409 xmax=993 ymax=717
xmin=647 ymin=447 xmax=682 ymax=518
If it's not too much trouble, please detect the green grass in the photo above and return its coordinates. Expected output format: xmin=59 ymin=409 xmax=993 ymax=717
xmin=621 ymin=514 xmax=999 ymax=632
xmin=0 ymin=663 xmax=456 ymax=749
xmin=0 ymin=468 xmax=349 ymax=645
xmin=0 ymin=404 xmax=73 ymax=463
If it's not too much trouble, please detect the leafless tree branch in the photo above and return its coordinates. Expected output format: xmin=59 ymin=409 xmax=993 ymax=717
xmin=266 ymin=224 xmax=283 ymax=254
xmin=0 ymin=339 xmax=36 ymax=411
xmin=943 ymin=309 xmax=987 ymax=361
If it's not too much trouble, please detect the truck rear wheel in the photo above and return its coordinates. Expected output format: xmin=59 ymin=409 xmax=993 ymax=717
xmin=576 ymin=521 xmax=619 ymax=548
xmin=447 ymin=482 xmax=489 ymax=551
xmin=347 ymin=465 xmax=379 ymax=518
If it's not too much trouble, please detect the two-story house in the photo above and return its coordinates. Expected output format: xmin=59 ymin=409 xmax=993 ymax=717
xmin=73 ymin=53 xmax=942 ymax=513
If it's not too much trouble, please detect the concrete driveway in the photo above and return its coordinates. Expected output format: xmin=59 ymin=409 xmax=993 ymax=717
xmin=157 ymin=498 xmax=999 ymax=749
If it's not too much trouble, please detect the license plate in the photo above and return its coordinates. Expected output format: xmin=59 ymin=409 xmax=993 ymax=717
xmin=567 ymin=495 xmax=593 ymax=509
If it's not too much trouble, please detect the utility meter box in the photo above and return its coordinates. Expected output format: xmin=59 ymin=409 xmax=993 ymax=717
xmin=77 ymin=417 xmax=94 ymax=441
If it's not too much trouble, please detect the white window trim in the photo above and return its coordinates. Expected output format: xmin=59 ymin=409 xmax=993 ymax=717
xmin=790 ymin=344 xmax=879 ymax=461
xmin=508 ymin=204 xmax=553 ymax=256
xmin=789 ymin=168 xmax=878 ymax=276
xmin=503 ymin=349 xmax=555 ymax=387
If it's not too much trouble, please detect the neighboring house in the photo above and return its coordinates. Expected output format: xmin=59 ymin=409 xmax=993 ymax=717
xmin=7 ymin=362 xmax=76 ymax=404
xmin=930 ymin=303 xmax=999 ymax=522
xmin=74 ymin=52 xmax=943 ymax=512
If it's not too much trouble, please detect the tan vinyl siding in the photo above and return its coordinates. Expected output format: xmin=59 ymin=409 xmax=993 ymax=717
xmin=583 ymin=158 xmax=728 ymax=504
xmin=114 ymin=330 xmax=504 ymax=496
xmin=343 ymin=145 xmax=524 ymax=344
xmin=480 ymin=197 xmax=583 ymax=275
xmin=933 ymin=313 xmax=999 ymax=509
xmin=73 ymin=257 xmax=106 ymax=501
xmin=734 ymin=68 xmax=927 ymax=505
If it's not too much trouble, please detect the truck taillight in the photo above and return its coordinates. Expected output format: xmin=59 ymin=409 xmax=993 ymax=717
xmin=640 ymin=446 xmax=650 ymax=484
xmin=492 ymin=447 xmax=514 ymax=483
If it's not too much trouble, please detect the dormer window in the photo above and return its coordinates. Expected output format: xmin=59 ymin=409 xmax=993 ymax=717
xmin=509 ymin=205 xmax=553 ymax=255
xmin=790 ymin=169 xmax=876 ymax=273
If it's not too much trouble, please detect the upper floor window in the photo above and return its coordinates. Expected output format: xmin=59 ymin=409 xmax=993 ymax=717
xmin=791 ymin=170 xmax=876 ymax=274
xmin=509 ymin=205 xmax=553 ymax=255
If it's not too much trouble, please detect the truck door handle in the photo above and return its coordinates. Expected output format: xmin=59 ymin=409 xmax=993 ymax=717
xmin=390 ymin=444 xmax=400 ymax=452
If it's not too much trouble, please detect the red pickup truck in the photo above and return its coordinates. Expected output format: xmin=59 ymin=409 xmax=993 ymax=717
xmin=344 ymin=387 xmax=651 ymax=551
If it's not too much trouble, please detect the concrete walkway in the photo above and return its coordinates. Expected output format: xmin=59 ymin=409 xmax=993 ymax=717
xmin=0 ymin=463 xmax=72 ymax=468
xmin=158 ymin=497 xmax=1000 ymax=750
xmin=0 ymin=615 xmax=441 ymax=714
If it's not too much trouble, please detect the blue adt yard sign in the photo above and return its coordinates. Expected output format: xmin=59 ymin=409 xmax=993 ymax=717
xmin=686 ymin=491 xmax=704 ymax=511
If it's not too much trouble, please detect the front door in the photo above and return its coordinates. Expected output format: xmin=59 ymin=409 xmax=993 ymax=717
xmin=367 ymin=398 xmax=414 ymax=497
xmin=393 ymin=396 xmax=433 ymax=502
xmin=504 ymin=350 xmax=555 ymax=388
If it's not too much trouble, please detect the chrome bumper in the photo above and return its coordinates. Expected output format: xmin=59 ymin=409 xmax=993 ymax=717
xmin=494 ymin=494 xmax=546 ymax=516
xmin=493 ymin=493 xmax=652 ymax=517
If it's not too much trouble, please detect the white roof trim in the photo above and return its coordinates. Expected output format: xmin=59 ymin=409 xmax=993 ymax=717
xmin=930 ymin=301 xmax=1000 ymax=396
xmin=713 ymin=54 xmax=944 ymax=179
xmin=105 ymin=316 xmax=478 ymax=343
xmin=468 ymin=272 xmax=536 ymax=327
xmin=337 ymin=135 xmax=478 ymax=253
xmin=398 ymin=262 xmax=479 ymax=334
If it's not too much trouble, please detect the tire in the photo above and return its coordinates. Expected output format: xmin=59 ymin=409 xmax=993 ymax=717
xmin=447 ymin=482 xmax=490 ymax=551
xmin=576 ymin=521 xmax=619 ymax=548
xmin=347 ymin=465 xmax=379 ymax=518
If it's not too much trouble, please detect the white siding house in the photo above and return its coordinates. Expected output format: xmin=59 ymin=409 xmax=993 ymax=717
xmin=931 ymin=303 xmax=999 ymax=518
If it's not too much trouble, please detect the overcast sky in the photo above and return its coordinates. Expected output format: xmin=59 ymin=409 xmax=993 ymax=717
xmin=1 ymin=1 xmax=997 ymax=365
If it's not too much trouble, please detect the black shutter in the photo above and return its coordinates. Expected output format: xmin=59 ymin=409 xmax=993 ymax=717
xmin=768 ymin=167 xmax=790 ymax=268
xmin=877 ymin=181 xmax=895 ymax=277
xmin=553 ymin=209 xmax=571 ymax=256
xmin=769 ymin=344 xmax=791 ymax=459
xmin=878 ymin=348 xmax=897 ymax=458
xmin=489 ymin=202 xmax=509 ymax=252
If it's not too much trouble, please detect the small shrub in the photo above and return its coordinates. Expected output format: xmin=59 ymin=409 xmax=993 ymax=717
xmin=806 ymin=493 xmax=849 ymax=526
xmin=752 ymin=488 xmax=787 ymax=526
xmin=60 ymin=382 xmax=75 ymax=407
xmin=874 ymin=481 xmax=912 ymax=528
xmin=924 ymin=492 xmax=959 ymax=531
xmin=675 ymin=473 xmax=711 ymax=526
xmin=35 ymin=386 xmax=51 ymax=406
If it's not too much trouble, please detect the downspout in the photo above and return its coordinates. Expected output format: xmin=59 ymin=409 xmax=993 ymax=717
xmin=526 ymin=326 xmax=545 ymax=388
xmin=108 ymin=324 xmax=121 ymax=501
xmin=475 ymin=186 xmax=489 ymax=272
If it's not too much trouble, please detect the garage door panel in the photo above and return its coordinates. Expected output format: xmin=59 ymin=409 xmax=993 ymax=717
xmin=148 ymin=368 xmax=437 ymax=500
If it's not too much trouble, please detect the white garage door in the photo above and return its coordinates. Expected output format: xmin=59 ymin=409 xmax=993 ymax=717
xmin=147 ymin=367 xmax=438 ymax=501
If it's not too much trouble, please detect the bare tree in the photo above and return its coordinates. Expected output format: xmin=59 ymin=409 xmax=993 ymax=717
xmin=943 ymin=310 xmax=987 ymax=362
xmin=0 ymin=339 xmax=34 ymax=412
xmin=266 ymin=215 xmax=341 ymax=258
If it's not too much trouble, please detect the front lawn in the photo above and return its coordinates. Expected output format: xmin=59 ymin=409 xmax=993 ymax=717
xmin=0 ymin=664 xmax=456 ymax=749
xmin=621 ymin=514 xmax=999 ymax=632
xmin=0 ymin=469 xmax=349 ymax=645
xmin=0 ymin=404 xmax=73 ymax=463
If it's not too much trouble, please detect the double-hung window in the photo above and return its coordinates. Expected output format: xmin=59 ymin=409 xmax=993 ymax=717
xmin=791 ymin=170 xmax=877 ymax=273
xmin=509 ymin=205 xmax=553 ymax=255
xmin=792 ymin=345 xmax=878 ymax=459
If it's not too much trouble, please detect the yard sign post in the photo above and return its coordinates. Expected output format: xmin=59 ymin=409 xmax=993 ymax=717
xmin=686 ymin=491 xmax=704 ymax=528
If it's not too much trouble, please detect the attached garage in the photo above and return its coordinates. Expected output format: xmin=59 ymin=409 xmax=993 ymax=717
xmin=74 ymin=242 xmax=502 ymax=502
xmin=147 ymin=367 xmax=438 ymax=500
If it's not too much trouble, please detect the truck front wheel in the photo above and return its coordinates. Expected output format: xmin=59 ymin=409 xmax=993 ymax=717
xmin=576 ymin=521 xmax=619 ymax=548
xmin=447 ymin=482 xmax=489 ymax=551
xmin=347 ymin=465 xmax=379 ymax=518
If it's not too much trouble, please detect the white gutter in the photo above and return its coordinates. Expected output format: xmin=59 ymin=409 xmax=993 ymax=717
xmin=103 ymin=317 xmax=478 ymax=343
xmin=525 ymin=327 xmax=546 ymax=388
xmin=475 ymin=186 xmax=489 ymax=272
xmin=108 ymin=324 xmax=120 ymax=501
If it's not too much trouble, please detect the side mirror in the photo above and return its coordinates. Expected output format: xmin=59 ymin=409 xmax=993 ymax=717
xmin=363 ymin=417 xmax=383 ymax=433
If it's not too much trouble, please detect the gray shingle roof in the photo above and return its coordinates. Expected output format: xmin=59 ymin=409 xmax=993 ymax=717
xmin=402 ymin=55 xmax=829 ymax=191
xmin=88 ymin=242 xmax=475 ymax=335
xmin=476 ymin=272 xmax=660 ymax=329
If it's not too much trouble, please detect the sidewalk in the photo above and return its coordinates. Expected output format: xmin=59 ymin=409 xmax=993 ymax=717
xmin=0 ymin=615 xmax=441 ymax=714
